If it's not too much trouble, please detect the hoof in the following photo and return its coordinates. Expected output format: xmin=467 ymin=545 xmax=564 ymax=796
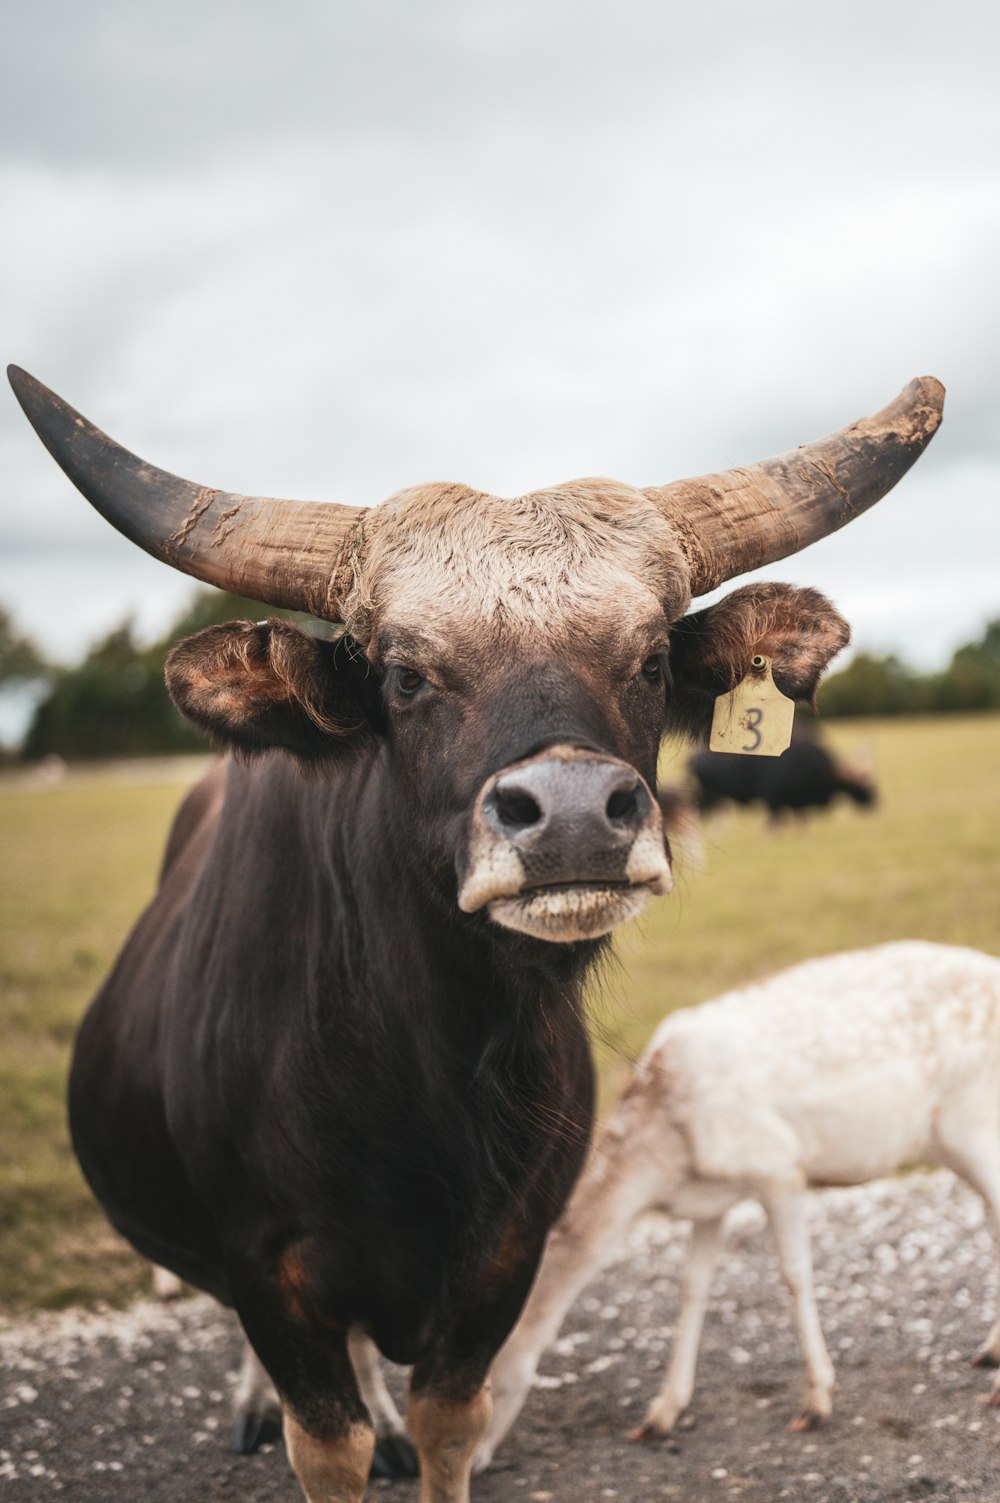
xmin=370 ymin=1433 xmax=420 ymax=1479
xmin=789 ymin=1411 xmax=825 ymax=1433
xmin=986 ymin=1389 xmax=1000 ymax=1409
xmin=151 ymin=1266 xmax=184 ymax=1302
xmin=971 ymin=1350 xmax=1000 ymax=1370
xmin=232 ymin=1411 xmax=283 ymax=1454
xmin=628 ymin=1420 xmax=669 ymax=1443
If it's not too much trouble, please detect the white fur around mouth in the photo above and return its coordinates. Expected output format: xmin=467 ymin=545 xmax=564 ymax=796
xmin=488 ymin=883 xmax=655 ymax=942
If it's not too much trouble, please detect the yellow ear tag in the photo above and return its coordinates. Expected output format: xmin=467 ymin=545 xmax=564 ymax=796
xmin=709 ymin=654 xmax=795 ymax=756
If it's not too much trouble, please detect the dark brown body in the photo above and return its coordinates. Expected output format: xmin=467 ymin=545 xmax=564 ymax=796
xmin=70 ymin=753 xmax=593 ymax=1417
xmin=689 ymin=722 xmax=876 ymax=822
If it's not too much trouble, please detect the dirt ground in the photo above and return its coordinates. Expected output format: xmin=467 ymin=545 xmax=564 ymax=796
xmin=3 ymin=1172 xmax=1000 ymax=1503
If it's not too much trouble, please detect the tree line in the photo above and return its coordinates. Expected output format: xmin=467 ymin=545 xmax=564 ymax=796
xmin=817 ymin=620 xmax=1000 ymax=717
xmin=1 ymin=596 xmax=998 ymax=760
xmin=0 ymin=592 xmax=322 ymax=761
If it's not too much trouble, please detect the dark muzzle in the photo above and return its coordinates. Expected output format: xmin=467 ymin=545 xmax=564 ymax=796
xmin=482 ymin=757 xmax=652 ymax=887
xmin=457 ymin=748 xmax=671 ymax=940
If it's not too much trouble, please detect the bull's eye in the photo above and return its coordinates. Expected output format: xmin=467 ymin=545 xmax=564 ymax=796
xmin=641 ymin=655 xmax=662 ymax=681
xmin=396 ymin=667 xmax=424 ymax=697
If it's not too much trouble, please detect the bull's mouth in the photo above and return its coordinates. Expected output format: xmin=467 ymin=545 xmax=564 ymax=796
xmin=488 ymin=879 xmax=659 ymax=942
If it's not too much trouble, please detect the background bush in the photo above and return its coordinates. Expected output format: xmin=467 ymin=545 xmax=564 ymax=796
xmin=4 ymin=598 xmax=999 ymax=760
xmin=17 ymin=591 xmax=325 ymax=761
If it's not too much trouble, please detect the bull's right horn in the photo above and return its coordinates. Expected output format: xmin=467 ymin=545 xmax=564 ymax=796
xmin=7 ymin=366 xmax=363 ymax=621
xmin=647 ymin=377 xmax=944 ymax=596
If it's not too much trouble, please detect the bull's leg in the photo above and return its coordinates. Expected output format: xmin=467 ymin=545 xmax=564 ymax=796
xmin=630 ymin=1213 xmax=726 ymax=1440
xmin=408 ymin=1383 xmax=492 ymax=1503
xmin=283 ymin=1412 xmax=375 ymax=1503
xmin=764 ymin=1190 xmax=835 ymax=1430
xmin=233 ymin=1292 xmax=374 ymax=1503
xmin=230 ymin=1327 xmax=418 ymax=1474
xmin=347 ymin=1327 xmax=419 ymax=1478
xmin=409 ymin=1246 xmax=550 ymax=1503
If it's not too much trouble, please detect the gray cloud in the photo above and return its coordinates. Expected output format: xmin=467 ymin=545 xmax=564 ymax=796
xmin=2 ymin=0 xmax=998 ymax=668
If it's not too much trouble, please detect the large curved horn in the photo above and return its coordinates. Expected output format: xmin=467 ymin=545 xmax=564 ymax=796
xmin=7 ymin=366 xmax=362 ymax=619
xmin=646 ymin=377 xmax=944 ymax=597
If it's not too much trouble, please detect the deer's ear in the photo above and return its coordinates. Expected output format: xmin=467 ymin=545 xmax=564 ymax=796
xmin=166 ymin=619 xmax=374 ymax=761
xmin=665 ymin=583 xmax=850 ymax=741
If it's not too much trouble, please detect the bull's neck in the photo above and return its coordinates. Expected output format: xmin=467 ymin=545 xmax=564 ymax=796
xmin=339 ymin=750 xmax=603 ymax=1012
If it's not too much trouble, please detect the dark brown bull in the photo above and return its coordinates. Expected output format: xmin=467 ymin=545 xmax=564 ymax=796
xmin=8 ymin=366 xmax=943 ymax=1503
xmin=689 ymin=719 xmax=877 ymax=822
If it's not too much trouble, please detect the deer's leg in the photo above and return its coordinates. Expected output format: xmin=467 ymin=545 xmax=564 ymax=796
xmin=765 ymin=1189 xmax=835 ymax=1430
xmin=932 ymin=1101 xmax=1000 ymax=1392
xmin=479 ymin=1148 xmax=661 ymax=1468
xmin=231 ymin=1338 xmax=282 ymax=1453
xmin=477 ymin=1055 xmax=673 ymax=1471
xmin=631 ymin=1212 xmax=726 ymax=1440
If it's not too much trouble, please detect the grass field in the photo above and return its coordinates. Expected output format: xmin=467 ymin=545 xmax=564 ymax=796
xmin=1 ymin=718 xmax=998 ymax=1313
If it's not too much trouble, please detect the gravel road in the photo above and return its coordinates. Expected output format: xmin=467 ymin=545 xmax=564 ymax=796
xmin=3 ymin=1171 xmax=1000 ymax=1502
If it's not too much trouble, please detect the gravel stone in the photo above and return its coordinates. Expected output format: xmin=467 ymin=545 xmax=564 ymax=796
xmin=2 ymin=1172 xmax=1000 ymax=1499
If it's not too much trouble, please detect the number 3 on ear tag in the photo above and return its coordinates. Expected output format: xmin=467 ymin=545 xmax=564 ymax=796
xmin=709 ymin=655 xmax=795 ymax=756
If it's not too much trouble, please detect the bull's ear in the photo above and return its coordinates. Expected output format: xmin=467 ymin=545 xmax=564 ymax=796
xmin=664 ymin=583 xmax=850 ymax=741
xmin=166 ymin=619 xmax=375 ymax=761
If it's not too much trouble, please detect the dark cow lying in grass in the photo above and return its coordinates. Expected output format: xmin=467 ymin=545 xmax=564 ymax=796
xmin=689 ymin=719 xmax=876 ymax=823
xmin=8 ymin=365 xmax=942 ymax=1503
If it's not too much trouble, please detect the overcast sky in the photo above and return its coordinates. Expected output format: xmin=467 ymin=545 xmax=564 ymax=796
xmin=2 ymin=0 xmax=998 ymax=676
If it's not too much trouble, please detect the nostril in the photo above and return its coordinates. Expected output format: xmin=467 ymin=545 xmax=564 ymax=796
xmin=493 ymin=786 xmax=543 ymax=829
xmin=606 ymin=782 xmax=640 ymax=824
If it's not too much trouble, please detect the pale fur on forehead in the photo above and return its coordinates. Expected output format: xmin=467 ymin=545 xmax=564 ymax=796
xmin=340 ymin=478 xmax=692 ymax=644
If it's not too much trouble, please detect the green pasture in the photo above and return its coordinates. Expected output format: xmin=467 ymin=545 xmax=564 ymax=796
xmin=1 ymin=718 xmax=998 ymax=1313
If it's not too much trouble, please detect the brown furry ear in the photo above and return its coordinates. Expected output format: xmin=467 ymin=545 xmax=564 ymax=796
xmin=665 ymin=584 xmax=850 ymax=741
xmin=166 ymin=620 xmax=373 ymax=761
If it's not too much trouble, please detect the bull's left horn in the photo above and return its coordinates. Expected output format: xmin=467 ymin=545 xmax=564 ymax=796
xmin=646 ymin=377 xmax=944 ymax=597
xmin=7 ymin=366 xmax=362 ymax=620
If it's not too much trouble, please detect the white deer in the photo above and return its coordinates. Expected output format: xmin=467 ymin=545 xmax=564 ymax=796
xmin=476 ymin=941 xmax=1000 ymax=1468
